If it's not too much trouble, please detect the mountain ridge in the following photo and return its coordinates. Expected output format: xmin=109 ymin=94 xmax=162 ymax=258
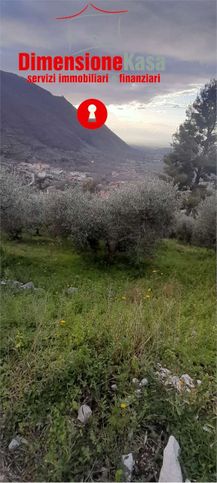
xmin=0 ymin=70 xmax=141 ymax=178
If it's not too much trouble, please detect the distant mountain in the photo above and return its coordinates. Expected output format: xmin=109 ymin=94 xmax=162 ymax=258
xmin=0 ymin=70 xmax=142 ymax=179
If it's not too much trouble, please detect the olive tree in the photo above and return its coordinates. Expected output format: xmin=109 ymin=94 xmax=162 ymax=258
xmin=46 ymin=188 xmax=103 ymax=251
xmin=164 ymin=80 xmax=216 ymax=190
xmin=0 ymin=168 xmax=29 ymax=238
xmin=42 ymin=178 xmax=178 ymax=263
xmin=174 ymin=212 xmax=195 ymax=244
xmin=192 ymin=194 xmax=216 ymax=248
xmin=45 ymin=189 xmax=73 ymax=237
xmin=25 ymin=192 xmax=47 ymax=235
xmin=102 ymin=178 xmax=178 ymax=261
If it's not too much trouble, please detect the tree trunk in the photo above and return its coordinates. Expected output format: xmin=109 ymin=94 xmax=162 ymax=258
xmin=193 ymin=167 xmax=202 ymax=188
xmin=106 ymin=240 xmax=116 ymax=263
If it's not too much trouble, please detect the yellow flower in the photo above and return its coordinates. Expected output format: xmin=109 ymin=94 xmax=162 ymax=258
xmin=59 ymin=319 xmax=66 ymax=326
xmin=145 ymin=294 xmax=151 ymax=298
xmin=15 ymin=331 xmax=23 ymax=349
xmin=147 ymin=288 xmax=152 ymax=292
xmin=15 ymin=341 xmax=22 ymax=349
xmin=122 ymin=296 xmax=126 ymax=300
xmin=152 ymin=269 xmax=158 ymax=273
xmin=120 ymin=402 xmax=127 ymax=409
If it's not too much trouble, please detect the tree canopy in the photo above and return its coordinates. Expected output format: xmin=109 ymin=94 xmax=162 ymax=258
xmin=164 ymin=80 xmax=216 ymax=190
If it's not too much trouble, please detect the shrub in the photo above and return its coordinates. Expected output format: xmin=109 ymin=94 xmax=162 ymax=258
xmin=0 ymin=168 xmax=47 ymax=238
xmin=69 ymin=192 xmax=104 ymax=253
xmin=45 ymin=188 xmax=103 ymax=250
xmin=25 ymin=192 xmax=47 ymax=235
xmin=174 ymin=212 xmax=195 ymax=243
xmin=101 ymin=178 xmax=178 ymax=261
xmin=46 ymin=179 xmax=178 ymax=262
xmin=181 ymin=186 xmax=209 ymax=215
xmin=1 ymin=170 xmax=178 ymax=263
xmin=45 ymin=190 xmax=73 ymax=237
xmin=192 ymin=194 xmax=216 ymax=248
xmin=0 ymin=168 xmax=29 ymax=239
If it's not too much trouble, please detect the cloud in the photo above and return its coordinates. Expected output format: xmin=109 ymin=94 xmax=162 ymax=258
xmin=0 ymin=0 xmax=216 ymax=144
xmin=99 ymin=87 xmax=204 ymax=145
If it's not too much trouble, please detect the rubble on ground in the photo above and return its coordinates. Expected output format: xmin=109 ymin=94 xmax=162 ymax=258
xmin=77 ymin=404 xmax=92 ymax=424
xmin=8 ymin=436 xmax=27 ymax=451
xmin=159 ymin=435 xmax=183 ymax=482
xmin=0 ymin=279 xmax=43 ymax=292
xmin=156 ymin=364 xmax=200 ymax=392
xmin=121 ymin=453 xmax=134 ymax=482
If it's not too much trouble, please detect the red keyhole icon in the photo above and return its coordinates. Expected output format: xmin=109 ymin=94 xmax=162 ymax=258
xmin=77 ymin=98 xmax=108 ymax=129
xmin=88 ymin=104 xmax=97 ymax=122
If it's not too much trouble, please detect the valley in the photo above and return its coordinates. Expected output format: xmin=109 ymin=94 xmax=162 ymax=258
xmin=0 ymin=70 xmax=166 ymax=185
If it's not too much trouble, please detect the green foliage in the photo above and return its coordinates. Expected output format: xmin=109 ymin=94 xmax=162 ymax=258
xmin=1 ymin=168 xmax=178 ymax=263
xmin=164 ymin=80 xmax=217 ymax=190
xmin=181 ymin=185 xmax=209 ymax=215
xmin=174 ymin=212 xmax=195 ymax=244
xmin=0 ymin=237 xmax=215 ymax=482
xmin=0 ymin=168 xmax=46 ymax=238
xmin=0 ymin=168 xmax=29 ymax=238
xmin=192 ymin=194 xmax=216 ymax=248
xmin=102 ymin=179 xmax=178 ymax=262
xmin=45 ymin=178 xmax=178 ymax=263
xmin=172 ymin=191 xmax=216 ymax=248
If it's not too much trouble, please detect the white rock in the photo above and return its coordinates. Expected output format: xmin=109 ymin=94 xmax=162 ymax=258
xmin=12 ymin=281 xmax=23 ymax=288
xmin=135 ymin=389 xmax=142 ymax=397
xmin=1 ymin=280 xmax=43 ymax=292
xmin=22 ymin=281 xmax=35 ymax=290
xmin=111 ymin=384 xmax=117 ymax=391
xmin=8 ymin=436 xmax=27 ymax=450
xmin=122 ymin=452 xmax=134 ymax=481
xmin=159 ymin=436 xmax=183 ymax=482
xmin=180 ymin=374 xmax=195 ymax=389
xmin=167 ymin=375 xmax=181 ymax=391
xmin=1 ymin=280 xmax=21 ymax=288
xmin=156 ymin=366 xmax=171 ymax=380
xmin=132 ymin=378 xmax=139 ymax=385
xmin=77 ymin=404 xmax=92 ymax=424
xmin=140 ymin=378 xmax=148 ymax=387
xmin=9 ymin=438 xmax=21 ymax=451
xmin=157 ymin=367 xmax=196 ymax=393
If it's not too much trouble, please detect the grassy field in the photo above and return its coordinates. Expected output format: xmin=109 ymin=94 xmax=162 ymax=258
xmin=0 ymin=237 xmax=216 ymax=482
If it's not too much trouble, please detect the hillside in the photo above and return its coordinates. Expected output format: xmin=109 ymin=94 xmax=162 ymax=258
xmin=1 ymin=238 xmax=215 ymax=482
xmin=0 ymin=70 xmax=142 ymax=179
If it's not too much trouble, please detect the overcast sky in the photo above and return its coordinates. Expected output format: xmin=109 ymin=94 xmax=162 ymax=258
xmin=1 ymin=0 xmax=216 ymax=146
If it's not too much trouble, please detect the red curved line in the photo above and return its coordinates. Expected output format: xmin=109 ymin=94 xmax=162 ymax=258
xmin=56 ymin=4 xmax=89 ymax=19
xmin=90 ymin=3 xmax=128 ymax=14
